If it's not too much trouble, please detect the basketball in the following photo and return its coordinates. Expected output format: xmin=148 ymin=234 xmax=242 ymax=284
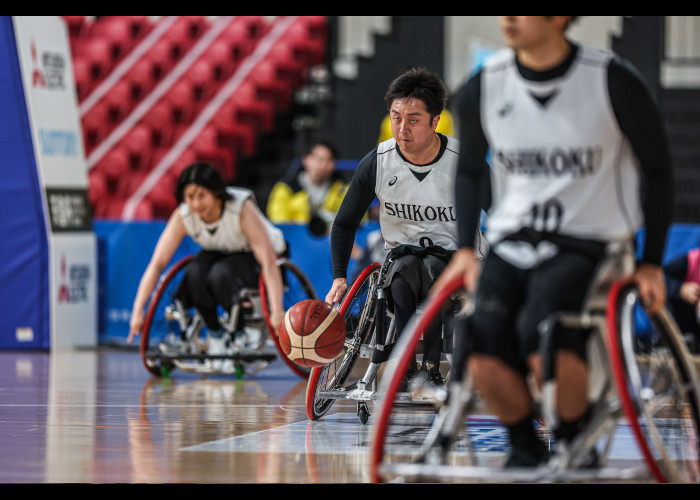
xmin=278 ymin=299 xmax=346 ymax=368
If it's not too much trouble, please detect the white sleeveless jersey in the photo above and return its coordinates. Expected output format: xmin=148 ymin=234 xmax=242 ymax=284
xmin=375 ymin=136 xmax=461 ymax=251
xmin=481 ymin=44 xmax=643 ymax=245
xmin=180 ymin=186 xmax=286 ymax=255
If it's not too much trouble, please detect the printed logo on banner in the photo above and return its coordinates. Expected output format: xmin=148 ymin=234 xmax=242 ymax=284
xmin=30 ymin=38 xmax=65 ymax=90
xmin=57 ymin=255 xmax=91 ymax=304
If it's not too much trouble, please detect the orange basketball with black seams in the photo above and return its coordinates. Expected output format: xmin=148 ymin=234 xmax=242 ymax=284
xmin=278 ymin=299 xmax=346 ymax=368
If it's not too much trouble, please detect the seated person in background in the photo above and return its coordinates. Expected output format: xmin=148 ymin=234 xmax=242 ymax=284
xmin=378 ymin=108 xmax=455 ymax=143
xmin=266 ymin=140 xmax=348 ymax=236
xmin=663 ymin=240 xmax=700 ymax=353
xmin=128 ymin=162 xmax=287 ymax=371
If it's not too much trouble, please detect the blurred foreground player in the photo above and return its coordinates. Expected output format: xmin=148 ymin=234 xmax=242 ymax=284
xmin=434 ymin=16 xmax=674 ymax=466
xmin=128 ymin=162 xmax=287 ymax=371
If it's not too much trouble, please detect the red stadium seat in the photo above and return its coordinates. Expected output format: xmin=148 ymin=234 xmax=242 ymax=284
xmin=300 ymin=16 xmax=328 ymax=40
xmin=163 ymin=80 xmax=197 ymax=126
xmin=103 ymin=79 xmax=134 ymax=124
xmin=163 ymin=16 xmax=208 ymax=61
xmin=240 ymin=15 xmax=268 ymax=40
xmin=125 ymin=58 xmax=157 ymax=102
xmin=124 ymin=15 xmax=153 ymax=40
xmin=73 ymin=57 xmax=92 ymax=103
xmin=250 ymin=60 xmax=293 ymax=109
xmin=140 ymin=101 xmax=175 ymax=149
xmin=279 ymin=22 xmax=319 ymax=65
xmin=62 ymin=16 xmax=89 ymax=38
xmin=218 ymin=21 xmax=256 ymax=63
xmin=81 ymin=103 xmax=111 ymax=154
xmin=209 ymin=104 xmax=257 ymax=158
xmin=229 ymin=80 xmax=276 ymax=135
xmin=144 ymin=172 xmax=177 ymax=219
xmin=203 ymin=38 xmax=237 ymax=82
xmin=120 ymin=124 xmax=153 ymax=171
xmin=93 ymin=146 xmax=129 ymax=192
xmin=145 ymin=38 xmax=176 ymax=80
xmin=82 ymin=37 xmax=113 ymax=83
xmin=91 ymin=17 xmax=135 ymax=61
xmin=87 ymin=169 xmax=108 ymax=211
xmin=191 ymin=125 xmax=235 ymax=179
xmin=185 ymin=59 xmax=216 ymax=110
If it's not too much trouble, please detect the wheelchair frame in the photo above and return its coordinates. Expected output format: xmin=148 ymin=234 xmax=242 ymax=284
xmin=139 ymin=255 xmax=316 ymax=379
xmin=305 ymin=255 xmax=454 ymax=425
xmin=370 ymin=242 xmax=700 ymax=483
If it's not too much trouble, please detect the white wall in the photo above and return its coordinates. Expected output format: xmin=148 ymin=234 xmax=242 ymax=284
xmin=336 ymin=16 xmax=624 ymax=92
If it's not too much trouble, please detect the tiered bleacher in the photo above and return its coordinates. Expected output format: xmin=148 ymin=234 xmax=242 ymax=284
xmin=64 ymin=15 xmax=327 ymax=220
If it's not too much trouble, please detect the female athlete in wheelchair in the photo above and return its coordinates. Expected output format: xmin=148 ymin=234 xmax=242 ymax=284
xmin=128 ymin=162 xmax=315 ymax=378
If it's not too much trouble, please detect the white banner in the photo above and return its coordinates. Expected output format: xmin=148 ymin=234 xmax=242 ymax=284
xmin=13 ymin=16 xmax=96 ymax=348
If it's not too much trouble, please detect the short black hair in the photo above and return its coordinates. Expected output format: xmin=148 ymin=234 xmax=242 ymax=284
xmin=174 ymin=162 xmax=232 ymax=205
xmin=304 ymin=140 xmax=338 ymax=160
xmin=384 ymin=67 xmax=447 ymax=119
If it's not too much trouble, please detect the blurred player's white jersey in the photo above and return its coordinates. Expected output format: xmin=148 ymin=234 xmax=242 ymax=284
xmin=481 ymin=44 xmax=643 ymax=245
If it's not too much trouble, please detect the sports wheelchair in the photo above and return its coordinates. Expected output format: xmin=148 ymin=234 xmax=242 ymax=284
xmin=305 ymin=253 xmax=454 ymax=425
xmin=370 ymin=241 xmax=700 ymax=483
xmin=139 ymin=255 xmax=317 ymax=379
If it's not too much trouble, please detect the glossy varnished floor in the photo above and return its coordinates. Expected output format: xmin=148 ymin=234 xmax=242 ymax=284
xmin=0 ymin=345 xmax=668 ymax=484
xmin=0 ymin=346 xmax=373 ymax=483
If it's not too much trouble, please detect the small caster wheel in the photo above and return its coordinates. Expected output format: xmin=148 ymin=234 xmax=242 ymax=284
xmin=358 ymin=402 xmax=370 ymax=425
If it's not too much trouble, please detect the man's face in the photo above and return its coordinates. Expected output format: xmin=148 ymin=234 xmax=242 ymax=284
xmin=498 ymin=16 xmax=569 ymax=51
xmin=389 ymin=97 xmax=439 ymax=157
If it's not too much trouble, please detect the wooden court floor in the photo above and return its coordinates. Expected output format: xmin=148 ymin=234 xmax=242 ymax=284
xmin=0 ymin=345 xmax=667 ymax=484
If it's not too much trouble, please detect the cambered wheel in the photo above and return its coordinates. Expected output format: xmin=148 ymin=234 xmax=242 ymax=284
xmin=140 ymin=255 xmax=194 ymax=377
xmin=305 ymin=262 xmax=382 ymax=420
xmin=608 ymin=281 xmax=700 ymax=483
xmin=371 ymin=276 xmax=470 ymax=483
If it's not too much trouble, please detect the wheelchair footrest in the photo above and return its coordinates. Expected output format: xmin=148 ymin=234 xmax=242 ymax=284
xmin=146 ymin=350 xmax=277 ymax=362
xmin=378 ymin=462 xmax=651 ymax=483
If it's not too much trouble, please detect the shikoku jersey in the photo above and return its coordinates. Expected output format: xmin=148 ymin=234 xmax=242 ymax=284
xmin=180 ymin=186 xmax=286 ymax=255
xmin=375 ymin=136 xmax=463 ymax=251
xmin=481 ymin=44 xmax=643 ymax=246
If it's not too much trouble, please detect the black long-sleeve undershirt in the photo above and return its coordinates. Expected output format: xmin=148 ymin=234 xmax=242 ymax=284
xmin=455 ymin=42 xmax=674 ymax=266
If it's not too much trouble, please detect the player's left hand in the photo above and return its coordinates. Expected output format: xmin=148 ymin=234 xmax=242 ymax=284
xmin=270 ymin=310 xmax=285 ymax=330
xmin=633 ymin=263 xmax=666 ymax=315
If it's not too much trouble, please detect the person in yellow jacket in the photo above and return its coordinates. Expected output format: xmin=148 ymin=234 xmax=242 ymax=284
xmin=378 ymin=108 xmax=455 ymax=143
xmin=267 ymin=140 xmax=348 ymax=235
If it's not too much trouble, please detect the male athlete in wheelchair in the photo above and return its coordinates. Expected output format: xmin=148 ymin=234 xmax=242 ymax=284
xmin=306 ymin=67 xmax=489 ymax=424
xmin=371 ymin=16 xmax=700 ymax=483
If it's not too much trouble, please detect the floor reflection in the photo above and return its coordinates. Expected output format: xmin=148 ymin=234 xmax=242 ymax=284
xmin=0 ymin=348 xmax=373 ymax=483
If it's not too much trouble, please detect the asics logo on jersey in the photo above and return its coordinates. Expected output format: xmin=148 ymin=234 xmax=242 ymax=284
xmin=388 ymin=176 xmax=398 ymax=186
xmin=498 ymin=102 xmax=513 ymax=117
xmin=494 ymin=146 xmax=603 ymax=177
xmin=383 ymin=202 xmax=457 ymax=222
